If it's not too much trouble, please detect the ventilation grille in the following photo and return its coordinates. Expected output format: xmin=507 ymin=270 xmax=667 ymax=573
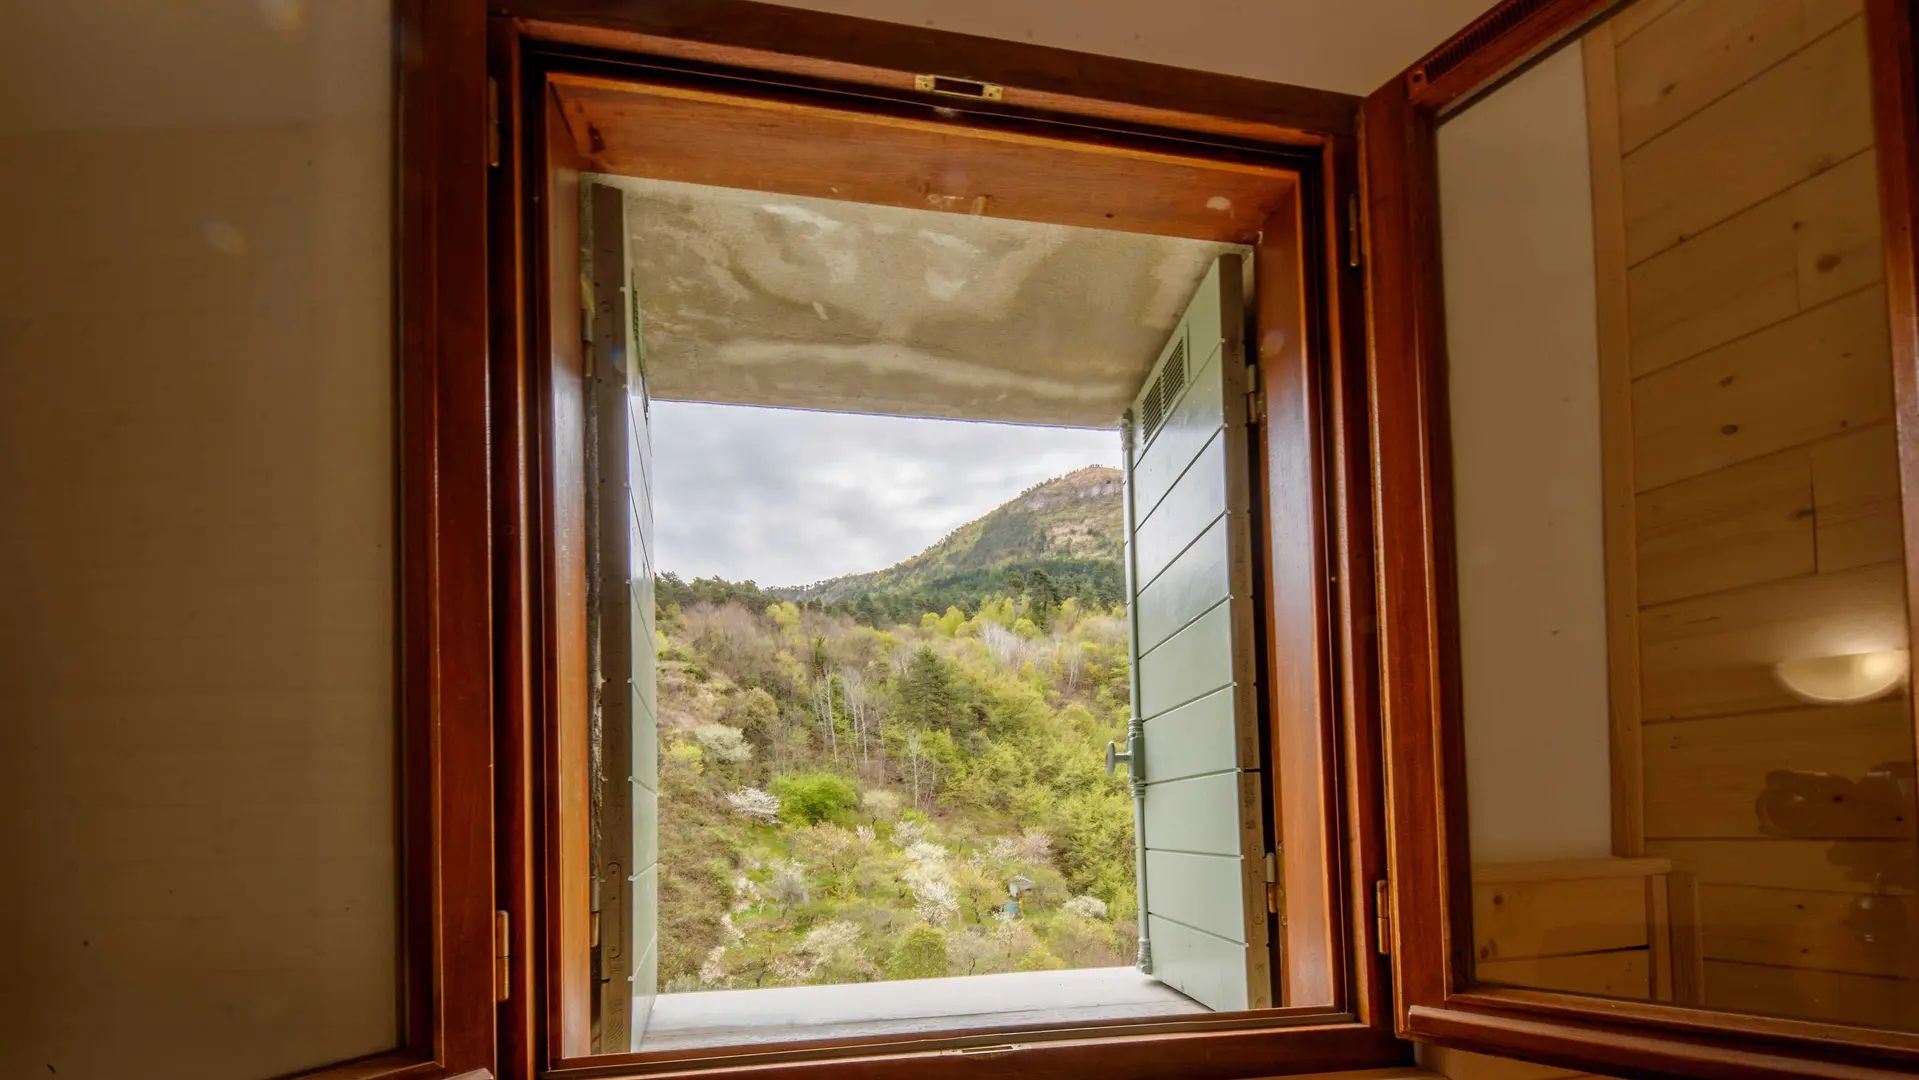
xmin=1411 ymin=0 xmax=1553 ymax=87
xmin=1140 ymin=337 xmax=1187 ymax=443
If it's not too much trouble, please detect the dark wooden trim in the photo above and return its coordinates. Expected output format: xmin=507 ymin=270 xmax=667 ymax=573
xmin=489 ymin=0 xmax=1356 ymax=144
xmin=1867 ymin=0 xmax=1919 ymax=807
xmin=547 ymin=1019 xmax=1406 ymax=1080
xmin=1254 ymin=181 xmax=1344 ymax=1009
xmin=1407 ymin=0 xmax=1620 ymax=113
xmin=1361 ymin=0 xmax=1919 ymax=1074
xmin=398 ymin=0 xmax=498 ymax=1075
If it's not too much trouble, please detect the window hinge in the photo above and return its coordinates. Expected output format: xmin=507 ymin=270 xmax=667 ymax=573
xmin=1347 ymin=192 xmax=1362 ymax=269
xmin=486 ymin=76 xmax=501 ymax=169
xmin=1264 ymin=851 xmax=1281 ymax=916
xmin=494 ymin=909 xmax=511 ymax=1002
xmin=1374 ymin=880 xmax=1391 ymax=956
xmin=1246 ymin=365 xmax=1264 ymax=420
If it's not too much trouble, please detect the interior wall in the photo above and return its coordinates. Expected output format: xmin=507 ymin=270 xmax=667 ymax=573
xmin=764 ymin=0 xmax=1497 ymax=95
xmin=0 ymin=3 xmax=398 ymax=1078
xmin=1437 ymin=45 xmax=1617 ymax=865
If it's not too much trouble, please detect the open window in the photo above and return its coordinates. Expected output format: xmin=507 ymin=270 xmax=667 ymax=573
xmin=1360 ymin=0 xmax=1919 ymax=1076
xmin=487 ymin=9 xmax=1398 ymax=1075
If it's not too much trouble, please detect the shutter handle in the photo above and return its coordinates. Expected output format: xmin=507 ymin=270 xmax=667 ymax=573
xmin=1105 ymin=739 xmax=1133 ymax=776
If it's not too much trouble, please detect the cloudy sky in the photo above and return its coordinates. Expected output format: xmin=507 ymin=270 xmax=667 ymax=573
xmin=650 ymin=401 xmax=1122 ymax=588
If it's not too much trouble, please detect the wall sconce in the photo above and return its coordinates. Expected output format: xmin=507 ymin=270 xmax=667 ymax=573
xmin=1773 ymin=650 xmax=1911 ymax=706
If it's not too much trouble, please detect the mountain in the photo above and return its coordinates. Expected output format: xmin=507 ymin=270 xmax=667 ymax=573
xmin=777 ymin=465 xmax=1125 ymax=619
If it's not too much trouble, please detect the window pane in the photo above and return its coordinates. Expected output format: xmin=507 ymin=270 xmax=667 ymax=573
xmin=1438 ymin=0 xmax=1919 ymax=1030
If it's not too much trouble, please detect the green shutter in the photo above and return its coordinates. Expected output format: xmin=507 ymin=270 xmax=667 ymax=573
xmin=588 ymin=183 xmax=659 ymax=1050
xmin=1126 ymin=254 xmax=1270 ymax=1012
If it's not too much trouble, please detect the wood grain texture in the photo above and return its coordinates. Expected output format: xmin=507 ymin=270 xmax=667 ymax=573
xmin=1705 ymin=959 xmax=1919 ymax=1028
xmin=1699 ymin=884 xmax=1919 ymax=975
xmin=1614 ymin=0 xmax=1863 ymax=153
xmin=1810 ymin=423 xmax=1906 ymax=571
xmin=1631 ymin=285 xmax=1895 ymax=492
xmin=1586 ymin=25 xmax=1647 ymax=859
xmin=1643 ymin=698 xmax=1917 ymax=837
xmin=1638 ymin=560 xmax=1908 ymax=720
xmin=1634 ymin=449 xmax=1817 ymax=606
xmin=395 ymin=0 xmax=497 ymax=1076
xmin=1472 ymin=876 xmax=1651 ymax=963
xmin=1255 ymin=187 xmax=1343 ymax=1009
xmin=1476 ymin=951 xmax=1651 ymax=999
xmin=1621 ymin=17 xmax=1876 ymax=265
xmin=1647 ymin=838 xmax=1918 ymax=893
xmin=550 ymin=72 xmax=1298 ymax=245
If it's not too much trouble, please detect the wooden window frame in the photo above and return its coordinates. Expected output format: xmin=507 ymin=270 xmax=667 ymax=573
xmin=468 ymin=2 xmax=1403 ymax=1077
xmin=1358 ymin=0 xmax=1919 ymax=1077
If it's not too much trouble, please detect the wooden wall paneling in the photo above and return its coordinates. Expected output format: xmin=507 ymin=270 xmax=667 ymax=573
xmin=1699 ymin=884 xmax=1915 ymax=975
xmin=1646 ymin=838 xmax=1917 ymax=894
xmin=1583 ymin=23 xmax=1645 ymax=859
xmin=1421 ymin=1044 xmax=1604 ymax=1080
xmin=1619 ymin=17 xmax=1876 ymax=264
xmin=1257 ymin=183 xmax=1342 ymax=1009
xmin=1666 ymin=870 xmax=1707 ymax=1004
xmin=1809 ymin=424 xmax=1906 ymax=570
xmin=1629 ymin=284 xmax=1894 ymax=492
xmin=1634 ymin=451 xmax=1817 ymax=606
xmin=1612 ymin=0 xmax=1863 ymax=153
xmin=1703 ymin=961 xmax=1919 ymax=1029
xmin=1475 ymin=952 xmax=1650 ymax=999
xmin=1642 ymin=699 xmax=1916 ymax=837
xmin=1471 ymin=877 xmax=1649 ymax=963
xmin=1645 ymin=873 xmax=1675 ymax=1001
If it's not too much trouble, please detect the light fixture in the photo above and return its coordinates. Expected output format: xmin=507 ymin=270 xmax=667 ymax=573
xmin=1772 ymin=650 xmax=1911 ymax=706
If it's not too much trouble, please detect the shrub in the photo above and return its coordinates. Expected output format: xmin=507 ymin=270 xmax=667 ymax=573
xmin=771 ymin=771 xmax=859 ymax=826
xmin=1014 ymin=941 xmax=1066 ymax=972
xmin=694 ymin=723 xmax=753 ymax=764
xmin=886 ymin=924 xmax=949 ymax=980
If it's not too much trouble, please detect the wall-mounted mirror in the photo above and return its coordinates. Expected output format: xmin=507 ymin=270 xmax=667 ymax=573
xmin=1436 ymin=0 xmax=1919 ymax=1030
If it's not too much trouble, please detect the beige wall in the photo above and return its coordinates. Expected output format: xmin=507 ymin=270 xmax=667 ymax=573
xmin=0 ymin=3 xmax=398 ymax=1078
xmin=1437 ymin=45 xmax=1617 ymax=865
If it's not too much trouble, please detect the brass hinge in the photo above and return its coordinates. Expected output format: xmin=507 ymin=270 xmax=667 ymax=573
xmin=1347 ymin=192 xmax=1362 ymax=269
xmin=1246 ymin=364 xmax=1264 ymax=420
xmin=1264 ymin=851 xmax=1281 ymax=917
xmin=486 ymin=76 xmax=501 ymax=169
xmin=494 ymin=909 xmax=511 ymax=1002
xmin=1374 ymin=880 xmax=1391 ymax=956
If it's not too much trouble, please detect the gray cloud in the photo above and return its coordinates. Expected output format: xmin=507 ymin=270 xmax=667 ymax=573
xmin=649 ymin=401 xmax=1121 ymax=588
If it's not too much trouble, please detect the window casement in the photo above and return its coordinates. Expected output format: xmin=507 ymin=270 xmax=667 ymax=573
xmin=479 ymin=3 xmax=1395 ymax=1079
xmin=368 ymin=2 xmax=1919 ymax=1080
xmin=1360 ymin=0 xmax=1919 ymax=1077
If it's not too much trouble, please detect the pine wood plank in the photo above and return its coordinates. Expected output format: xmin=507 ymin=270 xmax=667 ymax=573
xmin=1635 ymin=448 xmax=1816 ymax=605
xmin=1476 ymin=949 xmax=1651 ymax=998
xmin=1638 ymin=560 xmax=1908 ymax=718
xmin=1631 ymin=284 xmax=1894 ymax=491
xmin=1703 ymin=958 xmax=1919 ymax=1028
xmin=1626 ymin=188 xmax=1800 ymax=377
xmin=1621 ymin=18 xmax=1875 ymax=265
xmin=1609 ymin=0 xmax=1687 ymax=44
xmin=1647 ymin=838 xmax=1918 ymax=894
xmin=1472 ymin=875 xmax=1651 ymax=963
xmin=1810 ymin=422 xmax=1906 ymax=572
xmin=1471 ymin=858 xmax=1673 ymax=883
xmin=1615 ymin=0 xmax=1864 ymax=154
xmin=1700 ymin=882 xmax=1919 ymax=976
xmin=1643 ymin=699 xmax=1917 ymax=837
xmin=1794 ymin=149 xmax=1887 ymax=308
xmin=1586 ymin=24 xmax=1647 ymax=859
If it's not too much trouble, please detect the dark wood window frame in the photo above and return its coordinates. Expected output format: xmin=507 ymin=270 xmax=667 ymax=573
xmin=472 ymin=3 xmax=1403 ymax=1079
xmin=1358 ymin=1 xmax=1919 ymax=1078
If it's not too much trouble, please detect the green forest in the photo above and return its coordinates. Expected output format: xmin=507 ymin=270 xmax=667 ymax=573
xmin=654 ymin=467 xmax=1142 ymax=992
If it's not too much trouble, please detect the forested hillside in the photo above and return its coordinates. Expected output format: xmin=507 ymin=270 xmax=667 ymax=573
xmin=654 ymin=467 xmax=1139 ymax=991
xmin=769 ymin=465 xmax=1125 ymax=626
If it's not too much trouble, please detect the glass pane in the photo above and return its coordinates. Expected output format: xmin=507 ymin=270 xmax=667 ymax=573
xmin=1437 ymin=0 xmax=1919 ymax=1031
